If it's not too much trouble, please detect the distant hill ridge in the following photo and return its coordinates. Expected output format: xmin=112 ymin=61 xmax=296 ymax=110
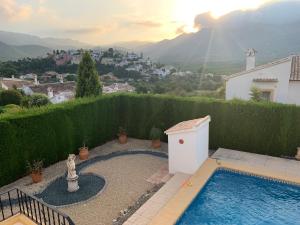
xmin=0 ymin=41 xmax=51 ymax=61
xmin=137 ymin=1 xmax=300 ymax=65
xmin=0 ymin=30 xmax=90 ymax=50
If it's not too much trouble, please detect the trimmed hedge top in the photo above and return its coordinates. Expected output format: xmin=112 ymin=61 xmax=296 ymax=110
xmin=0 ymin=93 xmax=299 ymax=187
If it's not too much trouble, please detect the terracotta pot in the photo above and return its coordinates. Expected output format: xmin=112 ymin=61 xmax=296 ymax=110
xmin=296 ymin=147 xmax=300 ymax=160
xmin=79 ymin=146 xmax=89 ymax=160
xmin=119 ymin=134 xmax=128 ymax=144
xmin=152 ymin=139 xmax=161 ymax=149
xmin=31 ymin=172 xmax=42 ymax=183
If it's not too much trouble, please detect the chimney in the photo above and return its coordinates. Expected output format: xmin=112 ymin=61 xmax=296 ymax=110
xmin=47 ymin=87 xmax=54 ymax=98
xmin=59 ymin=74 xmax=64 ymax=83
xmin=246 ymin=48 xmax=257 ymax=70
xmin=34 ymin=75 xmax=39 ymax=85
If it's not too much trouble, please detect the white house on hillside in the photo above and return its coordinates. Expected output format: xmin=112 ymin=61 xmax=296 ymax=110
xmin=225 ymin=49 xmax=300 ymax=105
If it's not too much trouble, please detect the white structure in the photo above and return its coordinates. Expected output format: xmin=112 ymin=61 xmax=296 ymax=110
xmin=246 ymin=48 xmax=257 ymax=70
xmin=66 ymin=154 xmax=79 ymax=192
xmin=226 ymin=51 xmax=300 ymax=105
xmin=165 ymin=116 xmax=211 ymax=174
xmin=103 ymin=82 xmax=135 ymax=94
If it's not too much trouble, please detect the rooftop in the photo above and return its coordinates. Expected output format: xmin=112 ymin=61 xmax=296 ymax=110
xmin=226 ymin=55 xmax=300 ymax=81
xmin=290 ymin=55 xmax=300 ymax=81
xmin=0 ymin=78 xmax=33 ymax=89
xmin=29 ymin=81 xmax=76 ymax=95
xmin=165 ymin=116 xmax=210 ymax=134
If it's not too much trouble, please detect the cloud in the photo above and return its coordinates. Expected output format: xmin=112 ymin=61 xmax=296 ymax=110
xmin=127 ymin=20 xmax=162 ymax=28
xmin=63 ymin=27 xmax=105 ymax=35
xmin=0 ymin=0 xmax=32 ymax=21
xmin=193 ymin=12 xmax=216 ymax=31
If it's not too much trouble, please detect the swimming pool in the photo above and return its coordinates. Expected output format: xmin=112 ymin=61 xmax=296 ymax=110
xmin=176 ymin=169 xmax=300 ymax=225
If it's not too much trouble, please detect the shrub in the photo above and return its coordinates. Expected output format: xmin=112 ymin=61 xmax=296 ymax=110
xmin=118 ymin=126 xmax=127 ymax=136
xmin=26 ymin=160 xmax=43 ymax=174
xmin=250 ymin=86 xmax=262 ymax=102
xmin=149 ymin=127 xmax=162 ymax=140
xmin=0 ymin=89 xmax=22 ymax=106
xmin=1 ymin=104 xmax=22 ymax=114
xmin=21 ymin=94 xmax=50 ymax=108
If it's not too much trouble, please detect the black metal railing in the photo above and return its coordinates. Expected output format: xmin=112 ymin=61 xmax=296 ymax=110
xmin=0 ymin=188 xmax=75 ymax=225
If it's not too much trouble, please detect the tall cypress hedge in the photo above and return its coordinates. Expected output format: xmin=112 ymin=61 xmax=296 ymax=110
xmin=0 ymin=95 xmax=121 ymax=187
xmin=0 ymin=93 xmax=299 ymax=187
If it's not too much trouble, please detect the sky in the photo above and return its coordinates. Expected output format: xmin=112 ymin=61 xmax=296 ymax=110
xmin=0 ymin=0 xmax=274 ymax=45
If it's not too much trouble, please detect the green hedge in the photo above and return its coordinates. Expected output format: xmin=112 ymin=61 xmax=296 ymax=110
xmin=0 ymin=95 xmax=121 ymax=186
xmin=0 ymin=93 xmax=299 ymax=187
xmin=119 ymin=94 xmax=300 ymax=158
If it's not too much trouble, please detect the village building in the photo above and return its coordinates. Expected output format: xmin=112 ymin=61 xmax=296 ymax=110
xmin=225 ymin=49 xmax=300 ymax=105
xmin=22 ymin=81 xmax=76 ymax=104
xmin=103 ymin=82 xmax=135 ymax=94
xmin=0 ymin=76 xmax=34 ymax=90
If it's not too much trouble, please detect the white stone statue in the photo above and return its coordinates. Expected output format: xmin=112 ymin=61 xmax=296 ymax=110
xmin=67 ymin=154 xmax=77 ymax=179
xmin=66 ymin=154 xmax=79 ymax=192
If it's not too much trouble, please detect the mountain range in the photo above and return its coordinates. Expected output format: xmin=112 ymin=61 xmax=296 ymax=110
xmin=1 ymin=1 xmax=300 ymax=65
xmin=0 ymin=41 xmax=51 ymax=61
xmin=0 ymin=31 xmax=90 ymax=61
xmin=137 ymin=1 xmax=300 ymax=65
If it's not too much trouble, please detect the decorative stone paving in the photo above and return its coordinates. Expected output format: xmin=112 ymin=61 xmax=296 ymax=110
xmin=146 ymin=165 xmax=172 ymax=185
xmin=36 ymin=173 xmax=106 ymax=207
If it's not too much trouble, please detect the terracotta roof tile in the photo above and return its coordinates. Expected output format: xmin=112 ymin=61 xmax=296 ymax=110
xmin=29 ymin=82 xmax=76 ymax=95
xmin=253 ymin=78 xmax=278 ymax=82
xmin=0 ymin=78 xmax=33 ymax=89
xmin=290 ymin=55 xmax=300 ymax=81
xmin=165 ymin=116 xmax=210 ymax=134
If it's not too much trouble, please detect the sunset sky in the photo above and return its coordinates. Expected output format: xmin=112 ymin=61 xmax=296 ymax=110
xmin=0 ymin=0 xmax=274 ymax=45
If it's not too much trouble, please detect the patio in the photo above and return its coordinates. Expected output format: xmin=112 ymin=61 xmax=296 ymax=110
xmin=0 ymin=139 xmax=169 ymax=225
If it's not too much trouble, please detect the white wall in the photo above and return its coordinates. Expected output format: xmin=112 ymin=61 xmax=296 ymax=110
xmin=168 ymin=122 xmax=210 ymax=174
xmin=168 ymin=131 xmax=198 ymax=174
xmin=287 ymin=82 xmax=300 ymax=105
xmin=226 ymin=60 xmax=291 ymax=103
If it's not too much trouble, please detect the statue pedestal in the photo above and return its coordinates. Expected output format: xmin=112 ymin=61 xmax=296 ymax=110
xmin=67 ymin=175 xmax=79 ymax=192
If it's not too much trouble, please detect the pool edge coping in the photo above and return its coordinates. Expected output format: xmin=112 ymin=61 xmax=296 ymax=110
xmin=148 ymin=158 xmax=300 ymax=225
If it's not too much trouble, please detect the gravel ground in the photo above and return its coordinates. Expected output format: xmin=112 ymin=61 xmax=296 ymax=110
xmin=0 ymin=138 xmax=168 ymax=225
xmin=0 ymin=138 xmax=167 ymax=195
xmin=62 ymin=154 xmax=167 ymax=225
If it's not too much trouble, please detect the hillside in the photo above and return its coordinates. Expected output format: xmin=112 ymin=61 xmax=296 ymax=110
xmin=139 ymin=1 xmax=300 ymax=65
xmin=0 ymin=41 xmax=51 ymax=61
xmin=0 ymin=31 xmax=90 ymax=50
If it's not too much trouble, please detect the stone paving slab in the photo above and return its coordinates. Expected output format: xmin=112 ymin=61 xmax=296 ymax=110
xmin=146 ymin=165 xmax=172 ymax=185
xmin=213 ymin=148 xmax=300 ymax=179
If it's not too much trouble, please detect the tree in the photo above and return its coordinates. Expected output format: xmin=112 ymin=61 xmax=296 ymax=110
xmin=0 ymin=90 xmax=22 ymax=106
xmin=250 ymin=86 xmax=262 ymax=102
xmin=76 ymin=52 xmax=102 ymax=98
xmin=21 ymin=94 xmax=50 ymax=107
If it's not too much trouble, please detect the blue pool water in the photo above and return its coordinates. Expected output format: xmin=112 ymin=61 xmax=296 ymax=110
xmin=176 ymin=169 xmax=300 ymax=225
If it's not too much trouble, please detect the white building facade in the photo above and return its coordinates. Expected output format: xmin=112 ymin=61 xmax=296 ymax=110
xmin=226 ymin=49 xmax=300 ymax=105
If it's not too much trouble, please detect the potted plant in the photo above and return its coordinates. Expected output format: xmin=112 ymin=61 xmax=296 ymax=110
xmin=296 ymin=147 xmax=300 ymax=160
xmin=149 ymin=127 xmax=162 ymax=149
xmin=118 ymin=127 xmax=127 ymax=144
xmin=79 ymin=138 xmax=89 ymax=160
xmin=27 ymin=160 xmax=43 ymax=183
